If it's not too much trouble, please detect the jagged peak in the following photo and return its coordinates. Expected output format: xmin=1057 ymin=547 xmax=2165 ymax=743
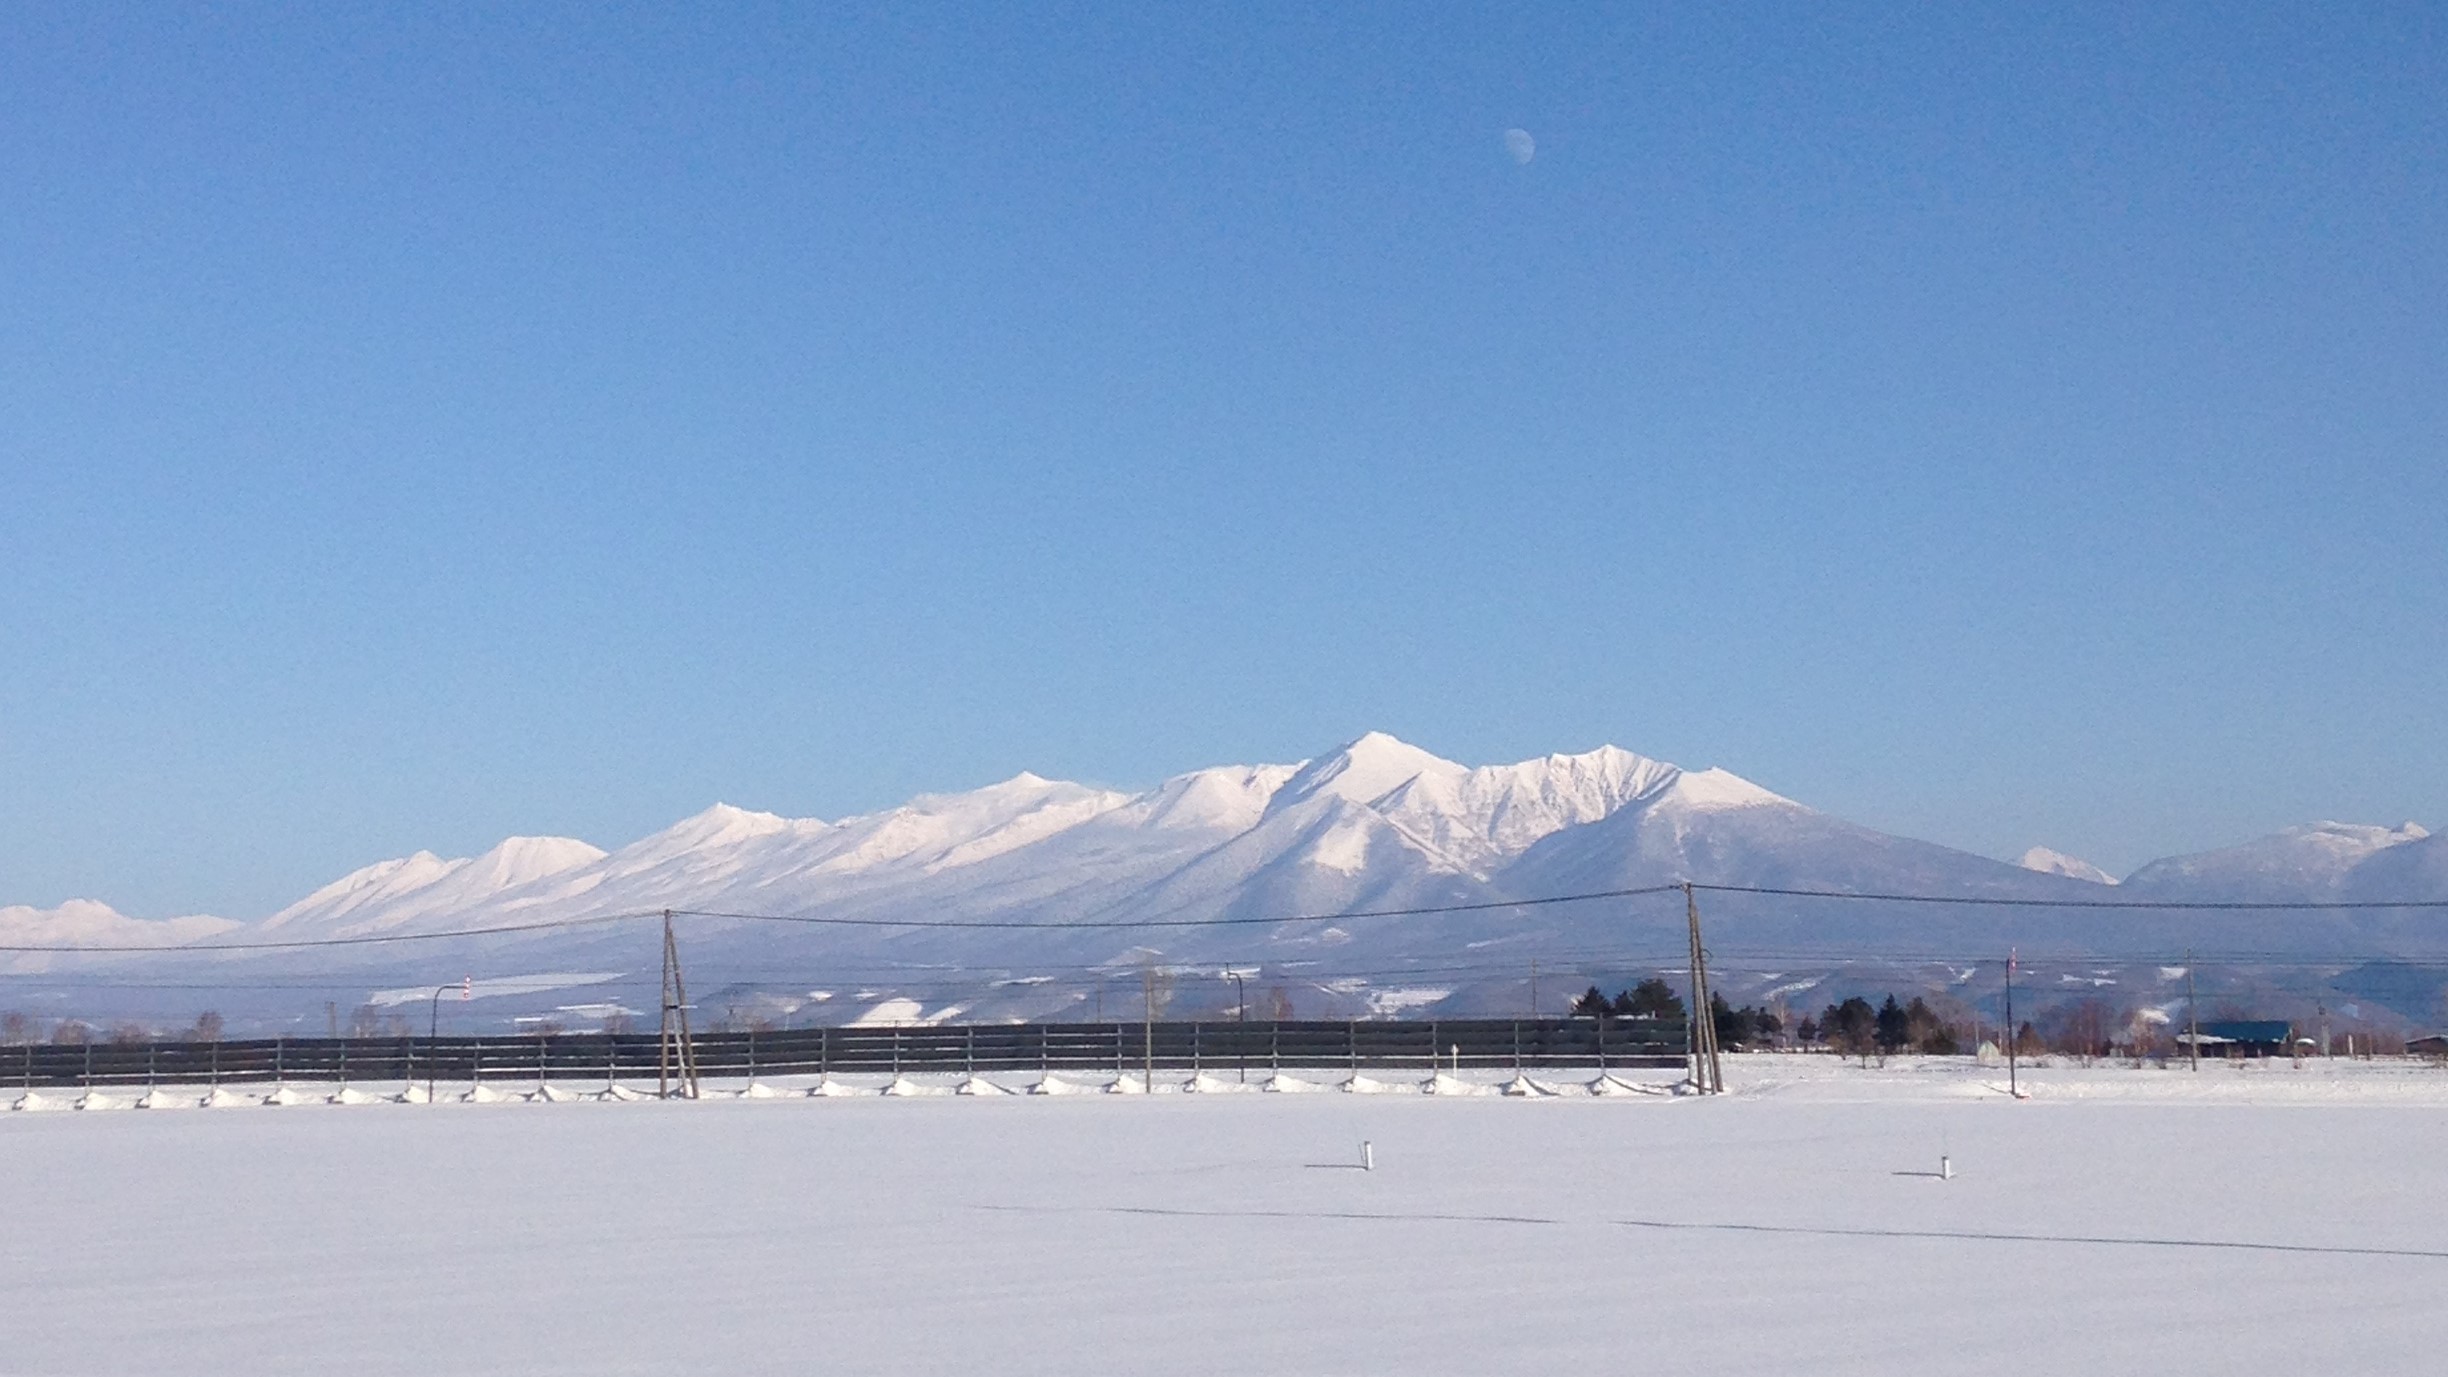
xmin=1269 ymin=732 xmax=1466 ymax=814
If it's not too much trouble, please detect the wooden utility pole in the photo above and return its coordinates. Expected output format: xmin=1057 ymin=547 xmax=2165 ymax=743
xmin=658 ymin=910 xmax=701 ymax=1099
xmin=2004 ymin=948 xmax=2018 ymax=1098
xmin=1682 ymin=883 xmax=1722 ymax=1094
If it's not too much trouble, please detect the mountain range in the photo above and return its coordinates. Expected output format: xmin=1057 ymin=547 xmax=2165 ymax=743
xmin=3 ymin=733 xmax=2440 ymax=1029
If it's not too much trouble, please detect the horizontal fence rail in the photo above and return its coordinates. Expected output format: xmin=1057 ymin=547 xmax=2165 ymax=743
xmin=0 ymin=1018 xmax=1686 ymax=1089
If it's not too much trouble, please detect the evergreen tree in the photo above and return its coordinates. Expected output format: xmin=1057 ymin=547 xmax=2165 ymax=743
xmin=1620 ymin=978 xmax=1686 ymax=1021
xmin=1570 ymin=986 xmax=1610 ymax=1019
xmin=1874 ymin=995 xmax=1910 ymax=1055
xmin=1821 ymin=996 xmax=1878 ymax=1061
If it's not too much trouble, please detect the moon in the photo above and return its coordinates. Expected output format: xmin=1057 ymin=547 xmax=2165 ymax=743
xmin=1503 ymin=128 xmax=1535 ymax=165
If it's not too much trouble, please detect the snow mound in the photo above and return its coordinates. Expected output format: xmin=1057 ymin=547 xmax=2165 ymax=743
xmin=809 ymin=1077 xmax=870 ymax=1098
xmin=883 ymin=1075 xmax=955 ymax=1097
xmin=261 ymin=1085 xmax=316 ymax=1106
xmin=954 ymin=1075 xmax=1011 ymax=1096
xmin=330 ymin=1087 xmax=389 ymax=1105
xmin=1425 ymin=1073 xmax=1490 ymax=1096
xmin=1184 ymin=1072 xmax=1258 ymax=1093
xmin=738 ymin=1081 xmax=785 ymax=1099
xmin=75 ymin=1090 xmax=127 ymax=1111
xmin=1261 ymin=1073 xmax=1332 ymax=1094
xmin=136 ymin=1087 xmax=193 ymax=1110
xmin=1346 ymin=1074 xmax=1418 ymax=1094
xmin=462 ymin=1084 xmax=517 ymax=1103
xmin=13 ymin=1091 xmax=71 ymax=1112
xmin=201 ymin=1087 xmax=253 ymax=1109
xmin=535 ymin=1084 xmax=590 ymax=1103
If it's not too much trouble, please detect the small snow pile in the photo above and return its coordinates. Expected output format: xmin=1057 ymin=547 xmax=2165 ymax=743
xmin=809 ymin=1077 xmax=869 ymax=1098
xmin=534 ymin=1084 xmax=590 ymax=1103
xmin=738 ymin=1082 xmax=785 ymax=1099
xmin=954 ymin=1075 xmax=1010 ymax=1096
xmin=883 ymin=1075 xmax=954 ymax=1097
xmin=330 ymin=1087 xmax=388 ymax=1106
xmin=136 ymin=1087 xmax=192 ymax=1110
xmin=13 ymin=1091 xmax=72 ymax=1112
xmin=1589 ymin=1074 xmax=1668 ymax=1097
xmin=201 ymin=1087 xmax=253 ymax=1109
xmin=603 ymin=1084 xmax=651 ymax=1101
xmin=76 ymin=1090 xmax=127 ymax=1111
xmin=1262 ymin=1073 xmax=1331 ymax=1094
xmin=1498 ymin=1074 xmax=1564 ymax=1098
xmin=1030 ymin=1074 xmax=1100 ymax=1096
xmin=1104 ymin=1074 xmax=1148 ymax=1095
xmin=1184 ymin=1072 xmax=1257 ymax=1093
xmin=1425 ymin=1073 xmax=1487 ymax=1096
xmin=262 ymin=1085 xmax=316 ymax=1107
xmin=1346 ymin=1075 xmax=1418 ymax=1095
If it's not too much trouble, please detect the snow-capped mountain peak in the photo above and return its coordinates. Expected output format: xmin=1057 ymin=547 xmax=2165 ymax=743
xmin=2018 ymin=846 xmax=2117 ymax=885
xmin=1267 ymin=732 xmax=1467 ymax=814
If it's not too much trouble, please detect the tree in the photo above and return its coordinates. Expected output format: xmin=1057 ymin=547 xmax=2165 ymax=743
xmin=0 ymin=1011 xmax=29 ymax=1045
xmin=1821 ymin=997 xmax=1878 ymax=1062
xmin=1873 ymin=996 xmax=1910 ymax=1056
xmin=189 ymin=1011 xmax=224 ymax=1042
xmin=1796 ymin=1016 xmax=1821 ymax=1046
xmin=1711 ymin=993 xmax=1784 ymax=1049
xmin=1903 ymin=997 xmax=1959 ymax=1055
xmin=1570 ymin=985 xmax=1611 ymax=1018
xmin=1619 ymin=978 xmax=1686 ymax=1021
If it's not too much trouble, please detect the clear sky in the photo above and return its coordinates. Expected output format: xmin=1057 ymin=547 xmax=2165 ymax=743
xmin=4 ymin=4 xmax=2442 ymax=918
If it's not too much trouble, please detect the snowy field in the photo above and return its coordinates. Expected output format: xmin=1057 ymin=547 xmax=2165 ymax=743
xmin=7 ymin=1057 xmax=2448 ymax=1374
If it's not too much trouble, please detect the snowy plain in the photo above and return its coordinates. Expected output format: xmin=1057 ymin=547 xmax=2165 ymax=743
xmin=5 ymin=1056 xmax=2447 ymax=1375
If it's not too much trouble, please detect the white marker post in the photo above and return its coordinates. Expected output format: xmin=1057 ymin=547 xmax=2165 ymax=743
xmin=1361 ymin=1141 xmax=1374 ymax=1172
xmin=1941 ymin=1154 xmax=1953 ymax=1181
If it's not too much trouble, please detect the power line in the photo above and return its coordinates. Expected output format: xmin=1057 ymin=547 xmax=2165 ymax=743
xmin=1689 ymin=883 xmax=2448 ymax=911
xmin=7 ymin=878 xmax=2448 ymax=956
xmin=673 ymin=885 xmax=1687 ymax=931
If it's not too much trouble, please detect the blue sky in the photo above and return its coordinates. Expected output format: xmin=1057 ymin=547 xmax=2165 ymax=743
xmin=4 ymin=4 xmax=2442 ymax=917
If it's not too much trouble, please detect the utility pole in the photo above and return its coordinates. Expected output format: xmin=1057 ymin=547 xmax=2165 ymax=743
xmin=658 ymin=910 xmax=701 ymax=1100
xmin=1682 ymin=883 xmax=1722 ymax=1094
xmin=2004 ymin=949 xmax=2018 ymax=1099
xmin=1529 ymin=959 xmax=1539 ymax=1020
xmin=1142 ymin=965 xmax=1157 ymax=1094
xmin=2185 ymin=949 xmax=2200 ymax=1073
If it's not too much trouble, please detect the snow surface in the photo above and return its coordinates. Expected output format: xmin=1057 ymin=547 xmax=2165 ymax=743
xmin=4 ymin=1058 xmax=2447 ymax=1373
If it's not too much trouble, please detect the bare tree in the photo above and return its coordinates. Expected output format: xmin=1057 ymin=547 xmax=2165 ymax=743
xmin=0 ymin=1011 xmax=30 ymax=1045
xmin=49 ymin=1020 xmax=92 ymax=1046
xmin=190 ymin=1010 xmax=225 ymax=1042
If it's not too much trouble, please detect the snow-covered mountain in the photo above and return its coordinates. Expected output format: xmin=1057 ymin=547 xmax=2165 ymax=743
xmin=3 ymin=734 xmax=2441 ymax=1028
xmin=2018 ymin=847 xmax=2117 ymax=885
xmin=2121 ymin=822 xmax=2430 ymax=902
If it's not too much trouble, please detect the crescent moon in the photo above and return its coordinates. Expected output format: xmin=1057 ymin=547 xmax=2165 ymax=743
xmin=1503 ymin=129 xmax=1535 ymax=165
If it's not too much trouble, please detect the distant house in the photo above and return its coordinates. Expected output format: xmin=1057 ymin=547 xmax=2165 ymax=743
xmin=2175 ymin=1020 xmax=2295 ymax=1058
xmin=2408 ymin=1034 xmax=2448 ymax=1058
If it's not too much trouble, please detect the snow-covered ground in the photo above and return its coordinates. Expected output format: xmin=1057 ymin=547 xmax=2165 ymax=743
xmin=5 ymin=1056 xmax=2445 ymax=1374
